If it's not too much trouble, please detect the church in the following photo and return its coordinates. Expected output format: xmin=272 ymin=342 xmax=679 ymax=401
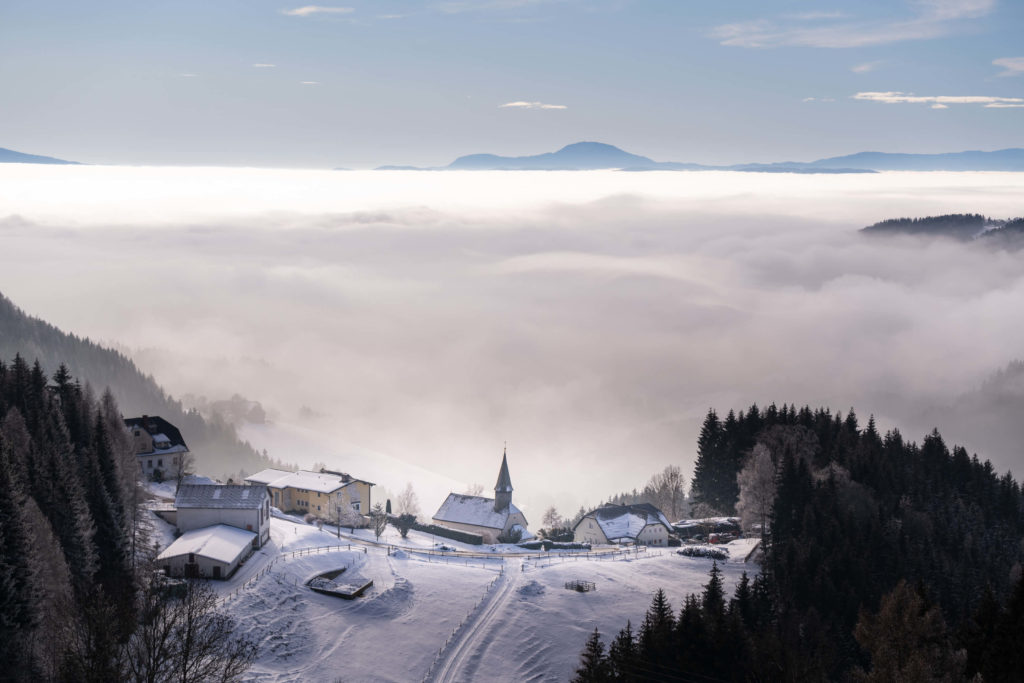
xmin=431 ymin=450 xmax=531 ymax=544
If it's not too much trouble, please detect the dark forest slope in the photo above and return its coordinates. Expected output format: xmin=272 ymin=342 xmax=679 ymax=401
xmin=0 ymin=292 xmax=282 ymax=479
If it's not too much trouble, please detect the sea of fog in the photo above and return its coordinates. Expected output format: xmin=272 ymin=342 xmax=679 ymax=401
xmin=2 ymin=165 xmax=1024 ymax=516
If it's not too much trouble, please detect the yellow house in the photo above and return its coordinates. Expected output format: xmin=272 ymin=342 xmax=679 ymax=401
xmin=245 ymin=468 xmax=373 ymax=518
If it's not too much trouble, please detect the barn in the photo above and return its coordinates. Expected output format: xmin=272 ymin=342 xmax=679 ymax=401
xmin=156 ymin=524 xmax=257 ymax=580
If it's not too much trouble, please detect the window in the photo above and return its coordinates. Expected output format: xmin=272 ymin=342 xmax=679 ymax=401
xmin=148 ymin=459 xmax=152 ymax=468
xmin=158 ymin=459 xmax=163 ymax=467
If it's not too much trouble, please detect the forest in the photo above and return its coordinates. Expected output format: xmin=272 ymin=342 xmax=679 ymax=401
xmin=576 ymin=404 xmax=1024 ymax=681
xmin=861 ymin=213 xmax=1024 ymax=243
xmin=0 ymin=292 xmax=286 ymax=480
xmin=0 ymin=356 xmax=255 ymax=681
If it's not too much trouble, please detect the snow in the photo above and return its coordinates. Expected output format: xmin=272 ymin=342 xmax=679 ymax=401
xmin=157 ymin=524 xmax=257 ymax=564
xmin=433 ymin=494 xmax=522 ymax=530
xmin=206 ymin=517 xmax=758 ymax=682
xmin=245 ymin=468 xmax=357 ymax=495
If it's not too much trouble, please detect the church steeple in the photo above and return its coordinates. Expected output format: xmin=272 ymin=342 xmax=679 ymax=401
xmin=494 ymin=446 xmax=513 ymax=512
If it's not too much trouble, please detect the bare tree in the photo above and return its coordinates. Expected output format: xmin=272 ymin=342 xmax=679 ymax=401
xmin=395 ymin=482 xmax=420 ymax=518
xmin=735 ymin=444 xmax=776 ymax=533
xmin=335 ymin=503 xmax=363 ymax=534
xmin=391 ymin=513 xmax=417 ymax=539
xmin=647 ymin=465 xmax=686 ymax=522
xmin=172 ymin=452 xmax=196 ymax=494
xmin=463 ymin=482 xmax=484 ymax=496
xmin=541 ymin=506 xmax=564 ymax=532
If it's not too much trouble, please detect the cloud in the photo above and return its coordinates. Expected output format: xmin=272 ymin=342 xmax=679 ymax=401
xmin=803 ymin=97 xmax=836 ymax=102
xmin=499 ymin=101 xmax=568 ymax=110
xmin=300 ymin=81 xmax=320 ymax=85
xmin=853 ymin=91 xmax=1024 ymax=107
xmin=436 ymin=0 xmax=557 ymax=13
xmin=993 ymin=57 xmax=1024 ymax=78
xmin=852 ymin=61 xmax=884 ymax=74
xmin=984 ymin=102 xmax=1024 ymax=108
xmin=5 ymin=167 xmax=1024 ymax=513
xmin=282 ymin=5 xmax=354 ymax=17
xmin=931 ymin=103 xmax=949 ymax=109
xmin=178 ymin=73 xmax=199 ymax=78
xmin=712 ymin=0 xmax=995 ymax=48
xmin=253 ymin=63 xmax=277 ymax=68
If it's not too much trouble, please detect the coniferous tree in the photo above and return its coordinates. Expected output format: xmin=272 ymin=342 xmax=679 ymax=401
xmin=573 ymin=629 xmax=610 ymax=683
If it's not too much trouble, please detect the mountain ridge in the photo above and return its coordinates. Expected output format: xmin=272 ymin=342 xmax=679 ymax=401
xmin=374 ymin=141 xmax=1024 ymax=173
xmin=0 ymin=147 xmax=79 ymax=165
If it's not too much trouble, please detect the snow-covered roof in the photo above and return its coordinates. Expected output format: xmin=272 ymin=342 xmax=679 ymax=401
xmin=156 ymin=524 xmax=256 ymax=564
xmin=244 ymin=468 xmax=370 ymax=495
xmin=432 ymin=494 xmax=523 ymax=530
xmin=575 ymin=503 xmax=672 ymax=541
xmin=176 ymin=484 xmax=269 ymax=509
xmin=124 ymin=416 xmax=189 ymax=454
xmin=136 ymin=443 xmax=188 ymax=457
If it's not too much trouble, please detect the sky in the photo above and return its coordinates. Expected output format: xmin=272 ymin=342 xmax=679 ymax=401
xmin=3 ymin=166 xmax=1024 ymax=516
xmin=1 ymin=0 xmax=1022 ymax=167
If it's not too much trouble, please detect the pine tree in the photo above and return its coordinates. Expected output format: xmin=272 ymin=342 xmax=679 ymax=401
xmin=573 ymin=629 xmax=610 ymax=682
xmin=607 ymin=620 xmax=636 ymax=681
xmin=0 ymin=429 xmax=44 ymax=679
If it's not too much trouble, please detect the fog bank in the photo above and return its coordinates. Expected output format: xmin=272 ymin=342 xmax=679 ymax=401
xmin=2 ymin=166 xmax=1023 ymax=517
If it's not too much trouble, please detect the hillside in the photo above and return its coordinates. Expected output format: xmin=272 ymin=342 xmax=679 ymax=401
xmin=861 ymin=213 xmax=1024 ymax=244
xmin=0 ymin=146 xmax=79 ymax=165
xmin=0 ymin=291 xmax=282 ymax=479
xmin=375 ymin=142 xmax=1024 ymax=172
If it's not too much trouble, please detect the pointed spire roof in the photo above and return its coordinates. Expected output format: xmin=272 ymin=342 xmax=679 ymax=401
xmin=494 ymin=447 xmax=513 ymax=493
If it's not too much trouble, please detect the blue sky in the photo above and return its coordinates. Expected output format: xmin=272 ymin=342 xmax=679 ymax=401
xmin=1 ymin=0 xmax=1022 ymax=167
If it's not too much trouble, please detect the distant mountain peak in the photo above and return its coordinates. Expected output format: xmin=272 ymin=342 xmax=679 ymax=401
xmin=0 ymin=147 xmax=80 ymax=165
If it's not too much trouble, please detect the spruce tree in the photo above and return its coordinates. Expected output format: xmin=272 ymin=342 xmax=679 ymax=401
xmin=573 ymin=629 xmax=610 ymax=683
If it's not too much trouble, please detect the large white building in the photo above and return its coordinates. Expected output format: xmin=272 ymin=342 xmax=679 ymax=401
xmin=431 ymin=450 xmax=531 ymax=544
xmin=175 ymin=483 xmax=271 ymax=549
xmin=573 ymin=503 xmax=672 ymax=546
xmin=156 ymin=524 xmax=258 ymax=580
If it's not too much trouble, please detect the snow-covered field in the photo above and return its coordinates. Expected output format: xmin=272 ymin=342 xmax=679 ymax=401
xmin=198 ymin=516 xmax=757 ymax=682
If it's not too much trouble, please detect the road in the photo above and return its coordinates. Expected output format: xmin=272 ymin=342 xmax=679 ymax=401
xmin=427 ymin=558 xmax=523 ymax=683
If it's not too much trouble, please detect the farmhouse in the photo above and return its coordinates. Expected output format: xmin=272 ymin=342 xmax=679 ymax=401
xmin=573 ymin=503 xmax=673 ymax=546
xmin=245 ymin=468 xmax=373 ymax=518
xmin=125 ymin=415 xmax=189 ymax=479
xmin=176 ymin=483 xmax=271 ymax=548
xmin=431 ymin=450 xmax=531 ymax=544
xmin=156 ymin=524 xmax=257 ymax=580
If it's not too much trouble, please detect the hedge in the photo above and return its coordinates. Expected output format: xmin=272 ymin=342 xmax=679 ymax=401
xmin=410 ymin=521 xmax=484 ymax=545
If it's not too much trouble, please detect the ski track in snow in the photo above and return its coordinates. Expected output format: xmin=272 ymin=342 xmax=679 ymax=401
xmin=428 ymin=558 xmax=521 ymax=683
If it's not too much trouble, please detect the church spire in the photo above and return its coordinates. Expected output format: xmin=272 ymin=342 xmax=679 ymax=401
xmin=494 ymin=446 xmax=513 ymax=511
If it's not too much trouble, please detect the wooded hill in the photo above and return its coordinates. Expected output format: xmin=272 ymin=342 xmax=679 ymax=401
xmin=861 ymin=213 xmax=1024 ymax=243
xmin=0 ymin=292 xmax=284 ymax=480
xmin=577 ymin=405 xmax=1024 ymax=681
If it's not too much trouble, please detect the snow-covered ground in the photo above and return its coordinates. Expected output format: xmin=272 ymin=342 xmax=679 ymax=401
xmin=194 ymin=516 xmax=758 ymax=682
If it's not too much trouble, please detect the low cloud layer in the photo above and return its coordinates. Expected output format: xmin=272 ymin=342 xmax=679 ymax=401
xmin=2 ymin=168 xmax=1023 ymax=516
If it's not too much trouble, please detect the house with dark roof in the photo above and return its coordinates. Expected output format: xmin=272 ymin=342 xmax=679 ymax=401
xmin=175 ymin=483 xmax=271 ymax=548
xmin=431 ymin=449 xmax=531 ymax=544
xmin=573 ymin=503 xmax=672 ymax=546
xmin=124 ymin=415 xmax=190 ymax=480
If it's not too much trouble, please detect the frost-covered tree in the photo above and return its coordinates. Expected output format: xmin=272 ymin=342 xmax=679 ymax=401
xmin=395 ymin=482 xmax=420 ymax=518
xmin=735 ymin=443 xmax=776 ymax=533
xmin=370 ymin=503 xmax=387 ymax=541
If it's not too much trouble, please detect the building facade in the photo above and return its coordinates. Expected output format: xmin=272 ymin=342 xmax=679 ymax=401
xmin=431 ymin=450 xmax=531 ymax=544
xmin=244 ymin=468 xmax=373 ymax=519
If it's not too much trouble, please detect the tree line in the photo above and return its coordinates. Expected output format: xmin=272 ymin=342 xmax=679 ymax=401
xmin=576 ymin=403 xmax=1024 ymax=681
xmin=0 ymin=355 xmax=255 ymax=681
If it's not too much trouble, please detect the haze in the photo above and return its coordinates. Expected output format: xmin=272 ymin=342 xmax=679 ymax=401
xmin=3 ymin=165 xmax=1024 ymax=517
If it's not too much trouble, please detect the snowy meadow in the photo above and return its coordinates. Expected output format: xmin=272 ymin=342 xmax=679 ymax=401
xmin=3 ymin=166 xmax=1024 ymax=513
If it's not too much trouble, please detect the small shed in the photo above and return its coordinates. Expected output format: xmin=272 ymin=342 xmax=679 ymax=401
xmin=156 ymin=524 xmax=256 ymax=580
